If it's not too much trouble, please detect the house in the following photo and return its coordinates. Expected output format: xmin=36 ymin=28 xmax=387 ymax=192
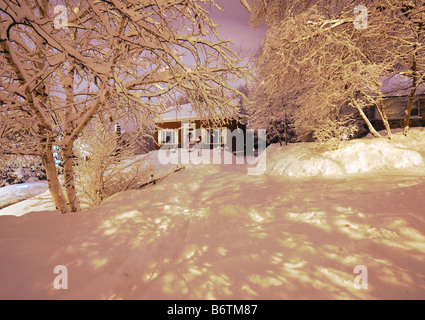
xmin=154 ymin=104 xmax=246 ymax=153
xmin=370 ymin=75 xmax=425 ymax=130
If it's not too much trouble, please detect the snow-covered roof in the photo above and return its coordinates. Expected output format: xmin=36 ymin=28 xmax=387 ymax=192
xmin=157 ymin=102 xmax=240 ymax=123
xmin=159 ymin=104 xmax=200 ymax=122
xmin=379 ymin=74 xmax=425 ymax=97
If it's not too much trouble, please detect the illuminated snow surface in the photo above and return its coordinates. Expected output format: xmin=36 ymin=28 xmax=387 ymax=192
xmin=0 ymin=182 xmax=48 ymax=213
xmin=1 ymin=129 xmax=425 ymax=299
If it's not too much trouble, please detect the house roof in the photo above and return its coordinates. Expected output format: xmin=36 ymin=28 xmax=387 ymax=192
xmin=159 ymin=104 xmax=200 ymax=122
xmin=157 ymin=103 xmax=241 ymax=123
xmin=379 ymin=74 xmax=425 ymax=97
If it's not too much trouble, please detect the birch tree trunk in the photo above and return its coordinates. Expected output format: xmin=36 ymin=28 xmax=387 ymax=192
xmin=41 ymin=141 xmax=70 ymax=213
xmin=352 ymin=101 xmax=381 ymax=138
xmin=375 ymin=100 xmax=392 ymax=139
xmin=62 ymin=145 xmax=80 ymax=212
xmin=62 ymin=65 xmax=81 ymax=212
xmin=404 ymin=46 xmax=418 ymax=136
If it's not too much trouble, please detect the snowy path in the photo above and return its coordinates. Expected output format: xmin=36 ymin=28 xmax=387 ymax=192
xmin=1 ymin=163 xmax=425 ymax=299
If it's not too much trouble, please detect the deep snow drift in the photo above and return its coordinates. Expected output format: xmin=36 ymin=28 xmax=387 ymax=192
xmin=0 ymin=129 xmax=425 ymax=299
xmin=266 ymin=128 xmax=425 ymax=177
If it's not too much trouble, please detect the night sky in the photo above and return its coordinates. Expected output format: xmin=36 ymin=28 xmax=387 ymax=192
xmin=207 ymin=0 xmax=268 ymax=87
xmin=210 ymin=0 xmax=268 ymax=57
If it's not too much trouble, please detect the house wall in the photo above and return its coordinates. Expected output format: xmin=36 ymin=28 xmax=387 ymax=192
xmin=371 ymin=95 xmax=425 ymax=130
xmin=155 ymin=121 xmax=182 ymax=148
xmin=155 ymin=119 xmax=246 ymax=152
xmin=374 ymin=96 xmax=424 ymax=119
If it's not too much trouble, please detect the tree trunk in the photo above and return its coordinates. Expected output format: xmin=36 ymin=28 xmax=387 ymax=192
xmin=62 ymin=65 xmax=81 ymax=212
xmin=284 ymin=111 xmax=288 ymax=146
xmin=404 ymin=46 xmax=418 ymax=136
xmin=404 ymin=90 xmax=417 ymax=136
xmin=352 ymin=101 xmax=381 ymax=138
xmin=375 ymin=100 xmax=392 ymax=139
xmin=42 ymin=143 xmax=70 ymax=214
xmin=62 ymin=145 xmax=81 ymax=212
xmin=278 ymin=126 xmax=282 ymax=146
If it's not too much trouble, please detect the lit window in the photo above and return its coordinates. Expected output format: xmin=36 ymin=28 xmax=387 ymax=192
xmin=206 ymin=128 xmax=224 ymax=144
xmin=162 ymin=130 xmax=176 ymax=144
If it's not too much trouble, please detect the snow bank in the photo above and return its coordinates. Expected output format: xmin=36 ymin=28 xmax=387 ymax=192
xmin=0 ymin=182 xmax=48 ymax=211
xmin=267 ymin=128 xmax=425 ymax=177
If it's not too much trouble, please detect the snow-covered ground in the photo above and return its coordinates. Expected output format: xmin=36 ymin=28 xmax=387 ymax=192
xmin=0 ymin=182 xmax=48 ymax=212
xmin=1 ymin=129 xmax=425 ymax=299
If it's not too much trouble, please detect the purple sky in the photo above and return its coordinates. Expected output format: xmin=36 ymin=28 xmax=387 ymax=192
xmin=209 ymin=0 xmax=268 ymax=57
xmin=205 ymin=0 xmax=268 ymax=87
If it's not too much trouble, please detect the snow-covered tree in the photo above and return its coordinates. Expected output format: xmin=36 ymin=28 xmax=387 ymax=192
xmin=0 ymin=0 xmax=249 ymax=213
xmin=382 ymin=1 xmax=425 ymax=135
xmin=247 ymin=72 xmax=297 ymax=144
xmin=245 ymin=0 xmax=425 ymax=141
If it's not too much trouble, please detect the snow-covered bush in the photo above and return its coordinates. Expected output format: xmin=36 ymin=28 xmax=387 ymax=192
xmin=312 ymin=114 xmax=360 ymax=151
xmin=266 ymin=128 xmax=425 ymax=178
xmin=0 ymin=155 xmax=46 ymax=187
xmin=74 ymin=120 xmax=154 ymax=207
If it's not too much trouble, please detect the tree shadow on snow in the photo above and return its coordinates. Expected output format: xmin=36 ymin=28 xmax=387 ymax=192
xmin=1 ymin=165 xmax=425 ymax=299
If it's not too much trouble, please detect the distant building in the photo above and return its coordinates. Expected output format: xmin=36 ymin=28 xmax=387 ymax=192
xmin=370 ymin=75 xmax=425 ymax=130
xmin=155 ymin=104 xmax=246 ymax=153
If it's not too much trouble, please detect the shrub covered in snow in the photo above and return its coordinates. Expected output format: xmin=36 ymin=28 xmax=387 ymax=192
xmin=74 ymin=120 xmax=154 ymax=207
xmin=312 ymin=115 xmax=361 ymax=150
xmin=0 ymin=155 xmax=46 ymax=187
